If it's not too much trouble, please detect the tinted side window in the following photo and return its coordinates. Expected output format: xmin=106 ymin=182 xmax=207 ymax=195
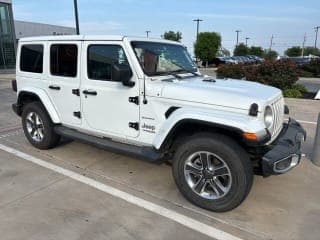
xmin=87 ymin=45 xmax=129 ymax=81
xmin=20 ymin=45 xmax=43 ymax=73
xmin=50 ymin=44 xmax=78 ymax=77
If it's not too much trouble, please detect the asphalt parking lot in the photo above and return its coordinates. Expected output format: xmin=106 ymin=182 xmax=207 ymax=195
xmin=0 ymin=75 xmax=320 ymax=240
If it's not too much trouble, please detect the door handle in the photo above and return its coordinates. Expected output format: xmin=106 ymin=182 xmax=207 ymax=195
xmin=82 ymin=90 xmax=97 ymax=96
xmin=49 ymin=85 xmax=61 ymax=90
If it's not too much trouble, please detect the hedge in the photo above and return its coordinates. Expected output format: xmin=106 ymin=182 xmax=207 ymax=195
xmin=301 ymin=59 xmax=320 ymax=77
xmin=217 ymin=60 xmax=299 ymax=90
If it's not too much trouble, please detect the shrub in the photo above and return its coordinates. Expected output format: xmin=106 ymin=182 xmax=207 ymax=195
xmin=283 ymin=89 xmax=302 ymax=98
xmin=302 ymin=59 xmax=320 ymax=77
xmin=291 ymin=84 xmax=307 ymax=94
xmin=249 ymin=60 xmax=299 ymax=89
xmin=217 ymin=60 xmax=299 ymax=90
xmin=299 ymin=70 xmax=315 ymax=78
xmin=216 ymin=64 xmax=246 ymax=79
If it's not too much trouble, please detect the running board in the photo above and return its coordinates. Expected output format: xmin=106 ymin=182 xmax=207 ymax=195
xmin=54 ymin=126 xmax=164 ymax=163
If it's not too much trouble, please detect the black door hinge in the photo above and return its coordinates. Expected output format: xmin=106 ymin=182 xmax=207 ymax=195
xmin=72 ymin=89 xmax=80 ymax=96
xmin=129 ymin=122 xmax=139 ymax=130
xmin=129 ymin=96 xmax=139 ymax=105
xmin=73 ymin=111 xmax=81 ymax=118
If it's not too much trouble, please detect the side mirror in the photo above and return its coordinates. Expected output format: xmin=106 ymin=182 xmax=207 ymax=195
xmin=112 ymin=64 xmax=134 ymax=87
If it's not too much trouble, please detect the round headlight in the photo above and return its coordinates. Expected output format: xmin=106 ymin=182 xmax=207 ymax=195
xmin=264 ymin=106 xmax=273 ymax=129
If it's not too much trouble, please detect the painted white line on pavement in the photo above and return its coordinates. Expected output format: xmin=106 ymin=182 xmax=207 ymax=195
xmin=0 ymin=143 xmax=243 ymax=240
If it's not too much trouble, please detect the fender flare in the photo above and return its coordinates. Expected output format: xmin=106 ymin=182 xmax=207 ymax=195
xmin=17 ymin=88 xmax=61 ymax=124
xmin=153 ymin=107 xmax=266 ymax=150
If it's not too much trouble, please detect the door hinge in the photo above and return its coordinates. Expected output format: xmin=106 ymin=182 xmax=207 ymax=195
xmin=129 ymin=96 xmax=139 ymax=105
xmin=72 ymin=89 xmax=80 ymax=96
xmin=73 ymin=111 xmax=81 ymax=119
xmin=129 ymin=122 xmax=139 ymax=130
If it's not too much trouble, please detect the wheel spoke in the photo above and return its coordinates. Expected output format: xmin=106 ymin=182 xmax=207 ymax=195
xmin=209 ymin=178 xmax=227 ymax=197
xmin=31 ymin=113 xmax=36 ymax=123
xmin=193 ymin=177 xmax=207 ymax=193
xmin=213 ymin=165 xmax=229 ymax=177
xmin=38 ymin=129 xmax=44 ymax=139
xmin=30 ymin=128 xmax=36 ymax=136
xmin=35 ymin=115 xmax=42 ymax=125
xmin=199 ymin=153 xmax=209 ymax=169
xmin=185 ymin=163 xmax=202 ymax=176
xmin=26 ymin=118 xmax=33 ymax=125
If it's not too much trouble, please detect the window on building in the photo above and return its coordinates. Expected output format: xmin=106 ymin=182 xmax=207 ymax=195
xmin=20 ymin=45 xmax=44 ymax=73
xmin=87 ymin=45 xmax=129 ymax=81
xmin=0 ymin=2 xmax=16 ymax=69
xmin=50 ymin=44 xmax=78 ymax=77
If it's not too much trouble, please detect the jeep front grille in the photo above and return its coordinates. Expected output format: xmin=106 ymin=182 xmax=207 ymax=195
xmin=270 ymin=96 xmax=285 ymax=140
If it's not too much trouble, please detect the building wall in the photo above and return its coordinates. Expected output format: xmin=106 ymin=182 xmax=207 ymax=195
xmin=0 ymin=0 xmax=16 ymax=70
xmin=15 ymin=20 xmax=76 ymax=39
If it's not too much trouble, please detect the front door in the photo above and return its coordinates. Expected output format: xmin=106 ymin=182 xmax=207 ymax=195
xmin=45 ymin=42 xmax=81 ymax=126
xmin=80 ymin=42 xmax=140 ymax=138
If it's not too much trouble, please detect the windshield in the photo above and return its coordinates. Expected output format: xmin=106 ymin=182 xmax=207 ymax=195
xmin=131 ymin=41 xmax=197 ymax=76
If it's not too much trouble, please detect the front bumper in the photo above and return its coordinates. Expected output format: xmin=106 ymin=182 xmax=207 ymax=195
xmin=261 ymin=118 xmax=306 ymax=177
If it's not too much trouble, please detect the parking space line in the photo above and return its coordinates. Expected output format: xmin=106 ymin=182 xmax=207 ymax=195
xmin=286 ymin=119 xmax=317 ymax=125
xmin=0 ymin=143 xmax=243 ymax=240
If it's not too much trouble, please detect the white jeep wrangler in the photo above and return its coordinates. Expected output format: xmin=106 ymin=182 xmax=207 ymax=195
xmin=12 ymin=35 xmax=306 ymax=212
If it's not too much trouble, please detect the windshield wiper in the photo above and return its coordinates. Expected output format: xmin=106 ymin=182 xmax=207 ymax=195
xmin=156 ymin=71 xmax=183 ymax=79
xmin=173 ymin=68 xmax=202 ymax=77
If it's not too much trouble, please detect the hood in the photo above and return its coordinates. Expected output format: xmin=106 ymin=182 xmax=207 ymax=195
xmin=159 ymin=77 xmax=282 ymax=111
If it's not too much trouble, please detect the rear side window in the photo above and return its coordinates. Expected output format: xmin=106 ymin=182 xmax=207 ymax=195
xmin=50 ymin=44 xmax=78 ymax=77
xmin=87 ymin=45 xmax=129 ymax=81
xmin=20 ymin=45 xmax=43 ymax=73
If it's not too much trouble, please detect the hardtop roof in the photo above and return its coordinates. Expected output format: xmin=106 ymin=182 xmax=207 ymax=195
xmin=18 ymin=35 xmax=183 ymax=46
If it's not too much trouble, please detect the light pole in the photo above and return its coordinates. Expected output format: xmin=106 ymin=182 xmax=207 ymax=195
xmin=146 ymin=30 xmax=151 ymax=38
xmin=235 ymin=30 xmax=241 ymax=45
xmin=315 ymin=26 xmax=320 ymax=49
xmin=245 ymin=37 xmax=250 ymax=46
xmin=73 ymin=0 xmax=80 ymax=35
xmin=193 ymin=19 xmax=203 ymax=40
xmin=269 ymin=35 xmax=274 ymax=51
xmin=302 ymin=32 xmax=307 ymax=57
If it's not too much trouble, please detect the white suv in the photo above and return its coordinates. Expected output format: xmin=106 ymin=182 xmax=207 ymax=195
xmin=12 ymin=35 xmax=306 ymax=212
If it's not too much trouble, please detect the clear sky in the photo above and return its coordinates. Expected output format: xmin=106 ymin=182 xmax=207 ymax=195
xmin=12 ymin=0 xmax=320 ymax=55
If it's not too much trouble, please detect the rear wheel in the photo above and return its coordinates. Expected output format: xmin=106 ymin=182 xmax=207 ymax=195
xmin=173 ymin=133 xmax=253 ymax=212
xmin=22 ymin=102 xmax=60 ymax=149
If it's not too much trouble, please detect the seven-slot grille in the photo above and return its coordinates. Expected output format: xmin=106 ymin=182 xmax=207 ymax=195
xmin=269 ymin=96 xmax=285 ymax=140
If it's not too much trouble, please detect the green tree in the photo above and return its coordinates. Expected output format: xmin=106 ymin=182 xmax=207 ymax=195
xmin=163 ymin=31 xmax=182 ymax=42
xmin=249 ymin=46 xmax=264 ymax=57
xmin=303 ymin=47 xmax=320 ymax=56
xmin=285 ymin=46 xmax=302 ymax=57
xmin=233 ymin=43 xmax=249 ymax=56
xmin=194 ymin=32 xmax=221 ymax=67
xmin=263 ymin=49 xmax=278 ymax=60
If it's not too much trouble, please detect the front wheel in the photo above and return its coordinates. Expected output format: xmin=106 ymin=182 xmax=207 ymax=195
xmin=172 ymin=133 xmax=253 ymax=212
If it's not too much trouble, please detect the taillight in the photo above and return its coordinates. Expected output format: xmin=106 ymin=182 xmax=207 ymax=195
xmin=11 ymin=79 xmax=17 ymax=92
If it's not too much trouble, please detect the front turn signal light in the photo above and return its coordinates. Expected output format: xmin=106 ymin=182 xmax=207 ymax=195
xmin=243 ymin=132 xmax=258 ymax=141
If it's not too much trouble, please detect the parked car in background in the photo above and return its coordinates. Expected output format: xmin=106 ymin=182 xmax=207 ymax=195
xmin=278 ymin=57 xmax=310 ymax=66
xmin=203 ymin=55 xmax=264 ymax=67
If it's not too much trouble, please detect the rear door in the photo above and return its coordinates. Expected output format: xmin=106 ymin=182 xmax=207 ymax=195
xmin=80 ymin=41 xmax=140 ymax=138
xmin=45 ymin=42 xmax=81 ymax=126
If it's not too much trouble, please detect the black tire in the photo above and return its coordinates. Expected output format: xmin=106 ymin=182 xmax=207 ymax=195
xmin=172 ymin=133 xmax=253 ymax=212
xmin=21 ymin=102 xmax=60 ymax=149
